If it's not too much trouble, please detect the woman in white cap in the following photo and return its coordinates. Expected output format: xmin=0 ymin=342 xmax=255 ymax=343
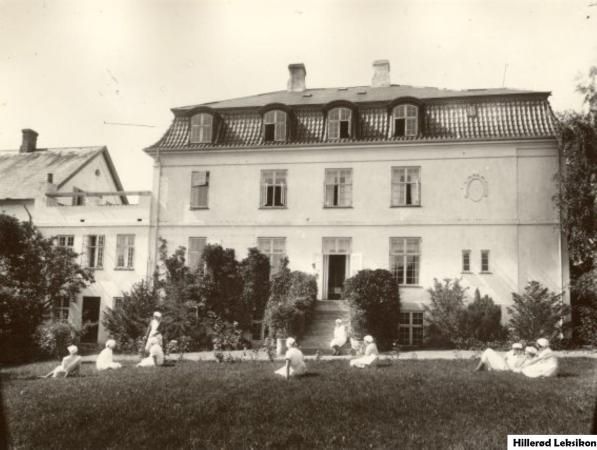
xmin=329 ymin=318 xmax=348 ymax=356
xmin=137 ymin=335 xmax=164 ymax=367
xmin=350 ymin=335 xmax=379 ymax=368
xmin=144 ymin=311 xmax=163 ymax=353
xmin=96 ymin=339 xmax=122 ymax=371
xmin=520 ymin=338 xmax=558 ymax=378
xmin=475 ymin=343 xmax=525 ymax=372
xmin=43 ymin=345 xmax=82 ymax=378
xmin=275 ymin=337 xmax=307 ymax=379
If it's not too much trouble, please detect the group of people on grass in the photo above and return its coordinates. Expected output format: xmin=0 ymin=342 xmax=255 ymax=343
xmin=475 ymin=338 xmax=559 ymax=378
xmin=43 ymin=311 xmax=558 ymax=380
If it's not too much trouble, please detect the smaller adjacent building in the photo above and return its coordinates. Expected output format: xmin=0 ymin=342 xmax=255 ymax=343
xmin=0 ymin=129 xmax=151 ymax=343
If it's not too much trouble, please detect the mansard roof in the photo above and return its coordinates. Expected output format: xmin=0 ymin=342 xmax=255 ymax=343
xmin=146 ymin=85 xmax=557 ymax=152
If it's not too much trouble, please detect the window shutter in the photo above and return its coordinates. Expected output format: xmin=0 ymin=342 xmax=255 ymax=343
xmin=97 ymin=235 xmax=105 ymax=268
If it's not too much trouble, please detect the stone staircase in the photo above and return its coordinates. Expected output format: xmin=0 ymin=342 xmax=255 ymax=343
xmin=300 ymin=300 xmax=351 ymax=354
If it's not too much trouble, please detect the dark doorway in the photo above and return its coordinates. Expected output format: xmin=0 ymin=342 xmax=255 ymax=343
xmin=327 ymin=255 xmax=346 ymax=300
xmin=81 ymin=296 xmax=101 ymax=343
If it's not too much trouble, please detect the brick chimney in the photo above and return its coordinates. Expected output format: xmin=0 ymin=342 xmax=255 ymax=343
xmin=371 ymin=60 xmax=391 ymax=88
xmin=287 ymin=63 xmax=306 ymax=92
xmin=20 ymin=129 xmax=38 ymax=153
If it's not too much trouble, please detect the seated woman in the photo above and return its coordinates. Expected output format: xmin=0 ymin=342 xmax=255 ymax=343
xmin=275 ymin=337 xmax=307 ymax=379
xmin=96 ymin=339 xmax=122 ymax=371
xmin=330 ymin=319 xmax=348 ymax=356
xmin=350 ymin=335 xmax=379 ymax=368
xmin=521 ymin=338 xmax=558 ymax=378
xmin=474 ymin=343 xmax=524 ymax=372
xmin=137 ymin=335 xmax=164 ymax=367
xmin=44 ymin=345 xmax=82 ymax=378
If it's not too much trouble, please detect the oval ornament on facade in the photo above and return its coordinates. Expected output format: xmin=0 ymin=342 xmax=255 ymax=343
xmin=464 ymin=174 xmax=488 ymax=202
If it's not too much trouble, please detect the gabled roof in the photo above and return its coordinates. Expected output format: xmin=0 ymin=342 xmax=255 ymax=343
xmin=172 ymin=85 xmax=547 ymax=111
xmin=0 ymin=147 xmax=127 ymax=203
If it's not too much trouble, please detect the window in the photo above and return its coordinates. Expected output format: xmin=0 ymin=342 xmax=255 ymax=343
xmin=481 ymin=250 xmax=490 ymax=272
xmin=116 ymin=234 xmax=135 ymax=269
xmin=390 ymin=237 xmax=421 ymax=285
xmin=399 ymin=312 xmax=424 ymax=346
xmin=190 ymin=171 xmax=209 ymax=208
xmin=113 ymin=297 xmax=123 ymax=310
xmin=53 ymin=298 xmax=70 ymax=321
xmin=260 ymin=170 xmax=287 ymax=207
xmin=56 ymin=235 xmax=74 ymax=248
xmin=328 ymin=107 xmax=352 ymax=139
xmin=188 ymin=237 xmax=207 ymax=271
xmin=84 ymin=235 xmax=104 ymax=269
xmin=257 ymin=237 xmax=286 ymax=274
xmin=263 ymin=110 xmax=287 ymax=142
xmin=391 ymin=167 xmax=420 ymax=206
xmin=462 ymin=250 xmax=471 ymax=272
xmin=322 ymin=237 xmax=352 ymax=254
xmin=190 ymin=113 xmax=213 ymax=143
xmin=393 ymin=104 xmax=418 ymax=137
xmin=72 ymin=187 xmax=85 ymax=206
xmin=324 ymin=169 xmax=352 ymax=207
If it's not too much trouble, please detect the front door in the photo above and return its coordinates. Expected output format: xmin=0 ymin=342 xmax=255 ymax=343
xmin=327 ymin=255 xmax=346 ymax=300
xmin=81 ymin=296 xmax=101 ymax=343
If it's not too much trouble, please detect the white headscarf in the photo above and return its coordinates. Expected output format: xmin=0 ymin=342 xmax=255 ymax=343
xmin=106 ymin=339 xmax=116 ymax=349
xmin=286 ymin=337 xmax=296 ymax=348
xmin=153 ymin=311 xmax=162 ymax=319
xmin=512 ymin=343 xmax=523 ymax=350
xmin=67 ymin=345 xmax=78 ymax=355
xmin=364 ymin=335 xmax=374 ymax=344
xmin=536 ymin=338 xmax=549 ymax=348
xmin=525 ymin=346 xmax=538 ymax=355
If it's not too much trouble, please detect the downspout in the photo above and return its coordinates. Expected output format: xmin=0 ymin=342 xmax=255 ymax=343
xmin=148 ymin=146 xmax=162 ymax=286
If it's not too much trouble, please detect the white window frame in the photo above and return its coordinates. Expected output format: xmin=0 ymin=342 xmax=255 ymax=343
xmin=190 ymin=113 xmax=213 ymax=144
xmin=257 ymin=237 xmax=286 ymax=275
xmin=393 ymin=104 xmax=418 ymax=137
xmin=481 ymin=250 xmax=490 ymax=273
xmin=260 ymin=170 xmax=287 ymax=208
xmin=263 ymin=110 xmax=287 ymax=142
xmin=84 ymin=235 xmax=104 ymax=269
xmin=324 ymin=168 xmax=352 ymax=207
xmin=113 ymin=297 xmax=124 ymax=309
xmin=399 ymin=311 xmax=424 ymax=346
xmin=190 ymin=171 xmax=210 ymax=209
xmin=188 ymin=237 xmax=207 ymax=271
xmin=391 ymin=167 xmax=421 ymax=206
xmin=390 ymin=237 xmax=421 ymax=285
xmin=327 ymin=107 xmax=352 ymax=140
xmin=53 ymin=298 xmax=70 ymax=322
xmin=462 ymin=249 xmax=471 ymax=272
xmin=56 ymin=235 xmax=75 ymax=248
xmin=116 ymin=234 xmax=135 ymax=269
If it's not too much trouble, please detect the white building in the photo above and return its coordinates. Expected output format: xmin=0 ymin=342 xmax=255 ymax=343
xmin=0 ymin=129 xmax=151 ymax=344
xmin=145 ymin=61 xmax=568 ymax=346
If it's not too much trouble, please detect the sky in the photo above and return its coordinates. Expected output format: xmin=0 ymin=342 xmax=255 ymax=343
xmin=0 ymin=0 xmax=596 ymax=190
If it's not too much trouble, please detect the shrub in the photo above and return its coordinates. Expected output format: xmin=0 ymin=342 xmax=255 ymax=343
xmin=240 ymin=248 xmax=271 ymax=326
xmin=286 ymin=271 xmax=318 ymax=337
xmin=344 ymin=269 xmax=400 ymax=350
xmin=507 ymin=281 xmax=569 ymax=342
xmin=572 ymin=267 xmax=597 ymax=346
xmin=102 ymin=280 xmax=160 ymax=353
xmin=423 ymin=278 xmax=467 ymax=347
xmin=35 ymin=321 xmax=80 ymax=360
xmin=458 ymin=289 xmax=507 ymax=345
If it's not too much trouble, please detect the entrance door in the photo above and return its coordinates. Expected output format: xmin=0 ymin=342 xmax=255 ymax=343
xmin=327 ymin=255 xmax=346 ymax=300
xmin=81 ymin=296 xmax=101 ymax=343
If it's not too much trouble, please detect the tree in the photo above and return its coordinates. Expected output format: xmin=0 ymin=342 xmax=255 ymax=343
xmin=423 ymin=278 xmax=468 ymax=347
xmin=555 ymin=66 xmax=597 ymax=343
xmin=0 ymin=214 xmax=93 ymax=363
xmin=239 ymin=248 xmax=271 ymax=327
xmin=460 ymin=289 xmax=507 ymax=344
xmin=507 ymin=281 xmax=569 ymax=342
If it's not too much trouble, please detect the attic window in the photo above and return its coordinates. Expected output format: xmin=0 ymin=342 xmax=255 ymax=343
xmin=393 ymin=104 xmax=418 ymax=137
xmin=328 ymin=107 xmax=352 ymax=140
xmin=263 ymin=110 xmax=287 ymax=142
xmin=467 ymin=105 xmax=478 ymax=118
xmin=190 ymin=113 xmax=214 ymax=144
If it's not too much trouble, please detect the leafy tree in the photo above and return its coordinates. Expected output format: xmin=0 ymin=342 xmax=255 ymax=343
xmin=507 ymin=281 xmax=569 ymax=342
xmin=423 ymin=278 xmax=468 ymax=347
xmin=0 ymin=214 xmax=93 ymax=363
xmin=459 ymin=289 xmax=507 ymax=344
xmin=555 ymin=66 xmax=597 ymax=343
xmin=240 ymin=248 xmax=271 ymax=328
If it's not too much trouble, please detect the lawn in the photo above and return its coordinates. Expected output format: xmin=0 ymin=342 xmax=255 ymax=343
xmin=1 ymin=358 xmax=595 ymax=449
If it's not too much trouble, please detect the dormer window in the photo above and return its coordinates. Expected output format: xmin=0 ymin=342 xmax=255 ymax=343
xmin=263 ymin=110 xmax=287 ymax=142
xmin=393 ymin=104 xmax=418 ymax=137
xmin=190 ymin=113 xmax=213 ymax=143
xmin=328 ymin=107 xmax=352 ymax=140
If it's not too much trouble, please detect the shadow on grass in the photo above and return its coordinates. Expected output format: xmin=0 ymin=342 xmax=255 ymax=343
xmin=557 ymin=372 xmax=579 ymax=378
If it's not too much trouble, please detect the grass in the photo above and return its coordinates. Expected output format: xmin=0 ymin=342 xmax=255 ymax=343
xmin=2 ymin=358 xmax=595 ymax=449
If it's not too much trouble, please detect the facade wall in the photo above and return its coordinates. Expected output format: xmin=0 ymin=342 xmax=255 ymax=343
xmin=153 ymin=139 xmax=565 ymax=316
